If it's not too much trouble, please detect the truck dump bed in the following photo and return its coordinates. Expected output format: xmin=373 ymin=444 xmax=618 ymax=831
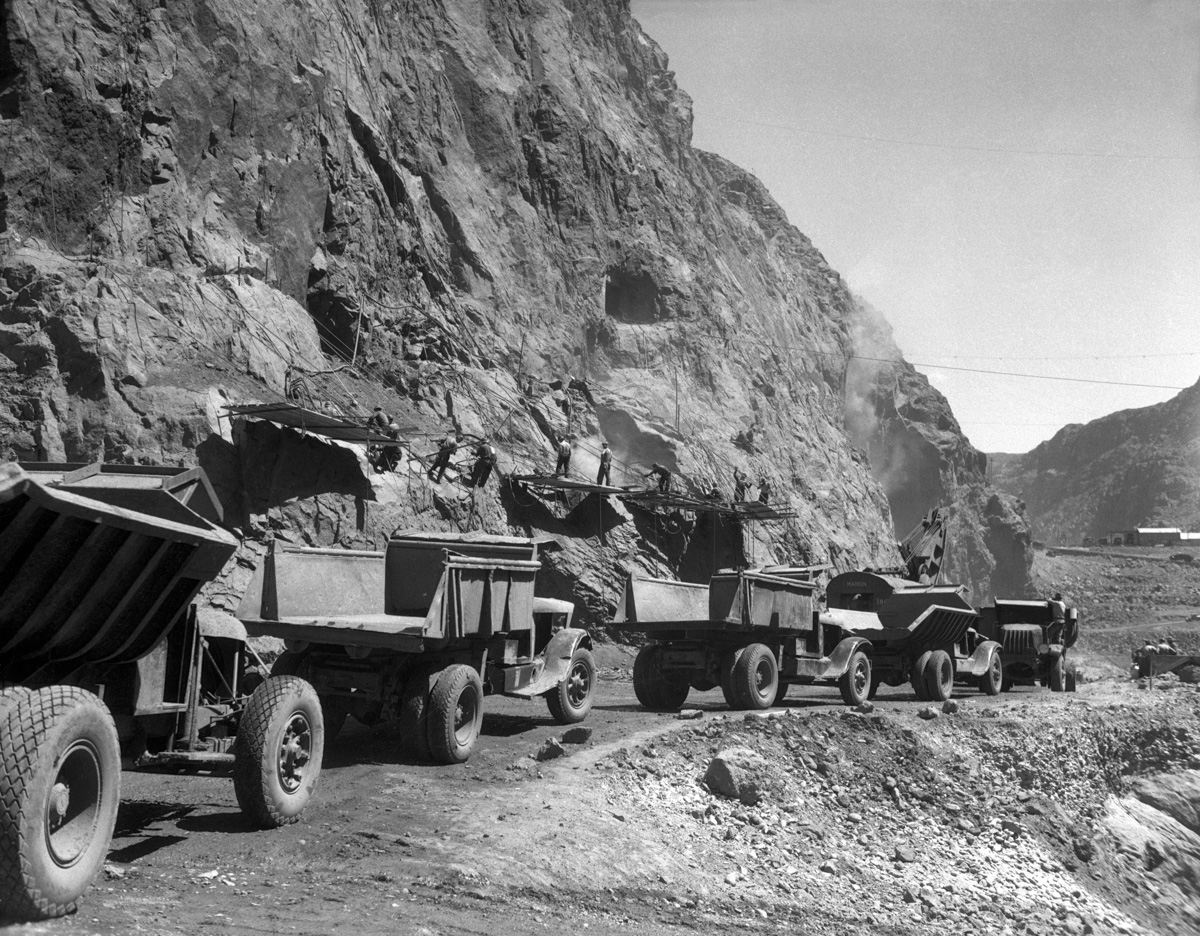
xmin=237 ymin=532 xmax=547 ymax=651
xmin=0 ymin=462 xmax=238 ymax=683
xmin=613 ymin=569 xmax=815 ymax=635
xmin=822 ymin=570 xmax=978 ymax=647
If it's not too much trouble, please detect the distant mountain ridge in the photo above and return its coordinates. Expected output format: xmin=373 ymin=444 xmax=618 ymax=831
xmin=988 ymin=380 xmax=1200 ymax=545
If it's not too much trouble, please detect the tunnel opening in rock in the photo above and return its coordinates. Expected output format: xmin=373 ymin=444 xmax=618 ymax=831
xmin=604 ymin=267 xmax=658 ymax=324
xmin=307 ymin=290 xmax=359 ymax=360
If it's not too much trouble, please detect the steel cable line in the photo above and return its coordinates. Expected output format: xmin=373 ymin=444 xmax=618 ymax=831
xmin=711 ymin=113 xmax=1200 ymax=161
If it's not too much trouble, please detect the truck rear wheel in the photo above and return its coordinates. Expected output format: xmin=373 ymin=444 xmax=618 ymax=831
xmin=924 ymin=650 xmax=954 ymax=702
xmin=911 ymin=651 xmax=933 ymax=700
xmin=977 ymin=652 xmax=1003 ymax=696
xmin=547 ymin=647 xmax=596 ymax=724
xmin=428 ymin=665 xmax=484 ymax=764
xmin=719 ymin=648 xmax=746 ymax=708
xmin=233 ymin=676 xmax=323 ymax=828
xmin=0 ymin=687 xmax=121 ymax=920
xmin=399 ymin=666 xmax=440 ymax=762
xmin=633 ymin=646 xmax=689 ymax=712
xmin=733 ymin=644 xmax=778 ymax=710
xmin=839 ymin=651 xmax=872 ymax=706
xmin=1048 ymin=654 xmax=1066 ymax=692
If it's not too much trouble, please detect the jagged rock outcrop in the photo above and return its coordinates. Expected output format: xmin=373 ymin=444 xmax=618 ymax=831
xmin=845 ymin=299 xmax=1032 ymax=600
xmin=989 ymin=380 xmax=1200 ymax=546
xmin=0 ymin=0 xmax=1027 ymax=618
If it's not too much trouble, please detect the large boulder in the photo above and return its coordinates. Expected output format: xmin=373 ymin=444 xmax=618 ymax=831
xmin=704 ymin=746 xmax=770 ymax=805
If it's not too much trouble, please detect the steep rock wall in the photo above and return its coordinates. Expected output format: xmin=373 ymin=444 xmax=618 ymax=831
xmin=0 ymin=0 xmax=1027 ymax=616
xmin=845 ymin=299 xmax=1033 ymax=600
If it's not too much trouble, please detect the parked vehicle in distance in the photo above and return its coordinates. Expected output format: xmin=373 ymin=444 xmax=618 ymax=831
xmin=236 ymin=532 xmax=595 ymax=764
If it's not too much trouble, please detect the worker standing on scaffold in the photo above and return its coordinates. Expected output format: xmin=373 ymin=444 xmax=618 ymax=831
xmin=596 ymin=441 xmax=613 ymax=486
xmin=758 ymin=477 xmax=772 ymax=504
xmin=470 ymin=438 xmax=498 ymax=487
xmin=428 ymin=430 xmax=461 ymax=482
xmin=366 ymin=406 xmax=390 ymax=432
xmin=733 ymin=467 xmax=748 ymax=502
xmin=555 ymin=435 xmax=572 ymax=477
xmin=645 ymin=463 xmax=671 ymax=494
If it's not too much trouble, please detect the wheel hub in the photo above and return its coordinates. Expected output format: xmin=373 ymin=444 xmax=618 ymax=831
xmin=276 ymin=714 xmax=311 ymax=794
xmin=45 ymin=741 xmax=103 ymax=867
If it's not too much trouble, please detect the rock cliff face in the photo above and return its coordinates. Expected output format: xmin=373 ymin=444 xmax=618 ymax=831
xmin=989 ymin=381 xmax=1200 ymax=546
xmin=844 ymin=299 xmax=1032 ymax=600
xmin=0 ymin=0 xmax=1029 ymax=618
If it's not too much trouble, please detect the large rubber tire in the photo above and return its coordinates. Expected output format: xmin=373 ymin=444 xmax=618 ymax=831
xmin=839 ymin=651 xmax=872 ymax=707
xmin=0 ymin=687 xmax=121 ymax=920
xmin=977 ymin=652 xmax=1003 ymax=696
xmin=733 ymin=644 xmax=778 ymax=710
xmin=911 ymin=651 xmax=933 ymax=701
xmin=233 ymin=676 xmax=323 ymax=828
xmin=924 ymin=649 xmax=954 ymax=702
xmin=719 ymin=648 xmax=747 ymax=709
xmin=427 ymin=665 xmax=484 ymax=764
xmin=547 ymin=647 xmax=596 ymax=725
xmin=399 ymin=666 xmax=440 ymax=762
xmin=1048 ymin=654 xmax=1066 ymax=692
xmin=633 ymin=646 xmax=689 ymax=712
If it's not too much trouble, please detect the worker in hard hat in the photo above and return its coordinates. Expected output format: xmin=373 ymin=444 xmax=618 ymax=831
xmin=380 ymin=422 xmax=403 ymax=472
xmin=470 ymin=438 xmax=498 ymax=487
xmin=596 ymin=441 xmax=613 ymax=486
xmin=733 ymin=468 xmax=748 ymax=503
xmin=428 ymin=430 xmax=461 ymax=482
xmin=645 ymin=463 xmax=671 ymax=494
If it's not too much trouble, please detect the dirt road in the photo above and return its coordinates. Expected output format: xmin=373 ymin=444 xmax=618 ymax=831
xmin=4 ymin=656 xmax=1196 ymax=936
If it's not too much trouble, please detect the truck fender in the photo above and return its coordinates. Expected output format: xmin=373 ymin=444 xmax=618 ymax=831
xmin=958 ymin=639 xmax=1002 ymax=677
xmin=827 ymin=636 xmax=872 ymax=677
xmin=526 ymin=628 xmax=592 ymax=696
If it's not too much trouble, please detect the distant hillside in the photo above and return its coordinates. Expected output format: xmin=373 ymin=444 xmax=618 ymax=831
xmin=988 ymin=380 xmax=1200 ymax=545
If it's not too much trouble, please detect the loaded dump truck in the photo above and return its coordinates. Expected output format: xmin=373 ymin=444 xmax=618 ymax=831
xmin=236 ymin=532 xmax=596 ymax=764
xmin=0 ymin=462 xmax=324 ymax=921
xmin=975 ymin=599 xmax=1079 ymax=691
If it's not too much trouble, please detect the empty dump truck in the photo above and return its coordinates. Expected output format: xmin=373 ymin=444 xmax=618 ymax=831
xmin=1 ymin=462 xmax=322 ymax=921
xmin=236 ymin=532 xmax=596 ymax=764
xmin=613 ymin=567 xmax=881 ymax=709
xmin=975 ymin=599 xmax=1079 ymax=692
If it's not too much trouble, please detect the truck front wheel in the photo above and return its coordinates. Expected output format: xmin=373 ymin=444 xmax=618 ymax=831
xmin=1048 ymin=654 xmax=1066 ymax=692
xmin=978 ymin=653 xmax=1003 ymax=696
xmin=0 ymin=686 xmax=121 ymax=920
xmin=547 ymin=647 xmax=596 ymax=724
xmin=734 ymin=644 xmax=778 ymax=710
xmin=233 ymin=676 xmax=324 ymax=828
xmin=924 ymin=650 xmax=955 ymax=702
xmin=428 ymin=665 xmax=484 ymax=764
xmin=838 ymin=651 xmax=872 ymax=706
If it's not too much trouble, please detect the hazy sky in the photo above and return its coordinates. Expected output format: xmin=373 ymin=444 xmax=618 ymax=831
xmin=633 ymin=0 xmax=1200 ymax=453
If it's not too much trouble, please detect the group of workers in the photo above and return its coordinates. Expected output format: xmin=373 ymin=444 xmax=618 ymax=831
xmin=367 ymin=406 xmax=772 ymax=507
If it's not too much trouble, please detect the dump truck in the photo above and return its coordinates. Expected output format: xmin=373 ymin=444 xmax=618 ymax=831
xmin=1 ymin=462 xmax=324 ymax=921
xmin=975 ymin=599 xmax=1079 ymax=691
xmin=821 ymin=570 xmax=1001 ymax=700
xmin=615 ymin=507 xmax=1002 ymax=709
xmin=615 ymin=564 xmax=998 ymax=710
xmin=236 ymin=532 xmax=596 ymax=764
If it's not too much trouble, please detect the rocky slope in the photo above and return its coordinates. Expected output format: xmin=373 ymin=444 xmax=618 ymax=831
xmin=0 ymin=0 xmax=1028 ymax=616
xmin=990 ymin=380 xmax=1200 ymax=546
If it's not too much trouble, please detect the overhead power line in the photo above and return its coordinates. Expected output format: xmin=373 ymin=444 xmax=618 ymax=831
xmin=709 ymin=332 xmax=1193 ymax=392
xmin=712 ymin=113 xmax=1200 ymax=161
